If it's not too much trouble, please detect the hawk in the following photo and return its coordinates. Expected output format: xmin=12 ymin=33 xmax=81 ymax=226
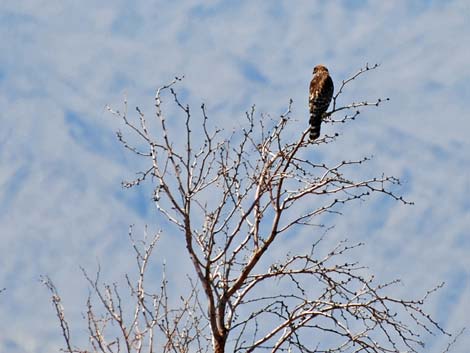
xmin=309 ymin=65 xmax=334 ymax=140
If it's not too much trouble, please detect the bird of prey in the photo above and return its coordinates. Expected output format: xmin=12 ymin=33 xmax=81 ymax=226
xmin=309 ymin=65 xmax=334 ymax=140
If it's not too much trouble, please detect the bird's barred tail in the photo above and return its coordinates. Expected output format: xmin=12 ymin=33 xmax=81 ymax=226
xmin=309 ymin=112 xmax=322 ymax=141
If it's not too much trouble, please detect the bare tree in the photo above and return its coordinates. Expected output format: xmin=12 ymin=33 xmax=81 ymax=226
xmin=45 ymin=64 xmax=455 ymax=353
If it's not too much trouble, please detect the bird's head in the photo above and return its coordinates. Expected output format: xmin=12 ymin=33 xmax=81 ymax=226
xmin=313 ymin=65 xmax=329 ymax=75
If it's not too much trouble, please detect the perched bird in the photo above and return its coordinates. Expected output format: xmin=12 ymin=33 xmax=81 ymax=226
xmin=309 ymin=65 xmax=334 ymax=140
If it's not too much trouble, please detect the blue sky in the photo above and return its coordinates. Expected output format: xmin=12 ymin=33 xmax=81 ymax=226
xmin=0 ymin=1 xmax=469 ymax=352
